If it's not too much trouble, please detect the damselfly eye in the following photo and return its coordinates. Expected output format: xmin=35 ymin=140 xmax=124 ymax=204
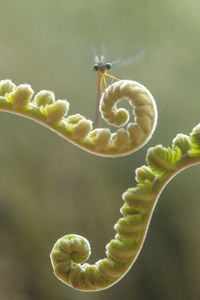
xmin=93 ymin=64 xmax=99 ymax=71
xmin=105 ymin=63 xmax=112 ymax=70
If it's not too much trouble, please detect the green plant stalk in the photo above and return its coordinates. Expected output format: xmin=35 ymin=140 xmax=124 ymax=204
xmin=0 ymin=79 xmax=199 ymax=291
xmin=50 ymin=125 xmax=200 ymax=291
xmin=0 ymin=79 xmax=157 ymax=157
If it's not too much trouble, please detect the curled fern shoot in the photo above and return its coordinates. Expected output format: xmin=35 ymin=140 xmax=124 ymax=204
xmin=0 ymin=79 xmax=157 ymax=157
xmin=0 ymin=78 xmax=199 ymax=291
xmin=50 ymin=124 xmax=200 ymax=291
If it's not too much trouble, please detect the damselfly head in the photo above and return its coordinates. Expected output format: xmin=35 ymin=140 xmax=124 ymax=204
xmin=93 ymin=62 xmax=112 ymax=72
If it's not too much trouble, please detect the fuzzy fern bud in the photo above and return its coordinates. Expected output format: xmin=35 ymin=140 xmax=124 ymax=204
xmin=34 ymin=90 xmax=55 ymax=106
xmin=188 ymin=123 xmax=200 ymax=156
xmin=9 ymin=84 xmax=33 ymax=109
xmin=0 ymin=79 xmax=16 ymax=96
xmin=40 ymin=100 xmax=69 ymax=123
xmin=172 ymin=134 xmax=191 ymax=154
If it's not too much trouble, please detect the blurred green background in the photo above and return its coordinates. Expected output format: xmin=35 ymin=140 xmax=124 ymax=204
xmin=0 ymin=0 xmax=199 ymax=299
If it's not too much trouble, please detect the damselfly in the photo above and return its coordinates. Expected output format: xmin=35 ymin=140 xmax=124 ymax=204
xmin=92 ymin=48 xmax=146 ymax=128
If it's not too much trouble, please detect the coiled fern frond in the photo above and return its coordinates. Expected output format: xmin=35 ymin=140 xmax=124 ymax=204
xmin=0 ymin=78 xmax=199 ymax=291
xmin=0 ymin=79 xmax=157 ymax=157
xmin=50 ymin=123 xmax=200 ymax=291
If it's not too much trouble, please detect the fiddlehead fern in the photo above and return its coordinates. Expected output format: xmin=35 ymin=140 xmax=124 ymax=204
xmin=50 ymin=124 xmax=200 ymax=291
xmin=0 ymin=78 xmax=199 ymax=291
xmin=0 ymin=79 xmax=157 ymax=157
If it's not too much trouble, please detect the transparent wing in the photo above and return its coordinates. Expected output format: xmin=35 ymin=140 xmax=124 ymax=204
xmin=100 ymin=44 xmax=107 ymax=63
xmin=91 ymin=44 xmax=107 ymax=64
xmin=90 ymin=45 xmax=99 ymax=64
xmin=111 ymin=49 xmax=146 ymax=68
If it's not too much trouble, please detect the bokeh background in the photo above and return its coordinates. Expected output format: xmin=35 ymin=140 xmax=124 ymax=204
xmin=0 ymin=0 xmax=199 ymax=299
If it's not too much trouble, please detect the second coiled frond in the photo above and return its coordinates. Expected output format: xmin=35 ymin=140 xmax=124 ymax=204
xmin=50 ymin=124 xmax=200 ymax=291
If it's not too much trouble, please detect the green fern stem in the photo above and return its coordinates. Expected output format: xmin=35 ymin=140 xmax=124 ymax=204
xmin=0 ymin=79 xmax=157 ymax=157
xmin=0 ymin=79 xmax=199 ymax=291
xmin=50 ymin=124 xmax=200 ymax=291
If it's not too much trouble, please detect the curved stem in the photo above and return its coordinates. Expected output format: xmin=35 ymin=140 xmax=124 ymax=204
xmin=50 ymin=124 xmax=200 ymax=291
xmin=0 ymin=79 xmax=199 ymax=291
xmin=0 ymin=79 xmax=157 ymax=157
